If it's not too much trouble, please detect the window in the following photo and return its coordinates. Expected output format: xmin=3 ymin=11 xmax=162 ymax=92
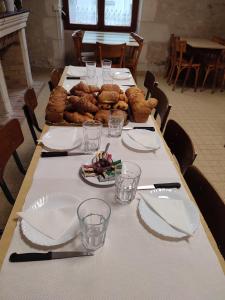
xmin=63 ymin=0 xmax=139 ymax=32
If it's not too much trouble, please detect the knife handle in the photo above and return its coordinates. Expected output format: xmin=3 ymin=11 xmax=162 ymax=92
xmin=66 ymin=76 xmax=80 ymax=80
xmin=10 ymin=252 xmax=52 ymax=262
xmin=154 ymin=182 xmax=181 ymax=189
xmin=41 ymin=151 xmax=68 ymax=157
xmin=133 ymin=126 xmax=155 ymax=132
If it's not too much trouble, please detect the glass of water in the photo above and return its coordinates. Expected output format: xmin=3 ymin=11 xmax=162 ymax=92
xmin=102 ymin=59 xmax=112 ymax=83
xmin=83 ymin=121 xmax=102 ymax=152
xmin=108 ymin=109 xmax=124 ymax=137
xmin=86 ymin=61 xmax=96 ymax=79
xmin=77 ymin=198 xmax=111 ymax=251
xmin=115 ymin=161 xmax=141 ymax=204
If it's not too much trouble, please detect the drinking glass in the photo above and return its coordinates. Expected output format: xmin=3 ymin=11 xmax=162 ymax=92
xmin=108 ymin=109 xmax=124 ymax=137
xmin=102 ymin=59 xmax=112 ymax=83
xmin=115 ymin=161 xmax=141 ymax=204
xmin=86 ymin=61 xmax=96 ymax=79
xmin=83 ymin=121 xmax=102 ymax=152
xmin=77 ymin=198 xmax=111 ymax=251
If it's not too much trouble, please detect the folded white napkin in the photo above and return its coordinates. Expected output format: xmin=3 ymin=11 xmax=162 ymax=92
xmin=127 ymin=129 xmax=159 ymax=149
xmin=18 ymin=206 xmax=79 ymax=240
xmin=139 ymin=192 xmax=193 ymax=235
xmin=67 ymin=65 xmax=86 ymax=77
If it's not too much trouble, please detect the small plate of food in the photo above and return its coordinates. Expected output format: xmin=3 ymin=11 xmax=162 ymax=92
xmin=79 ymin=150 xmax=122 ymax=187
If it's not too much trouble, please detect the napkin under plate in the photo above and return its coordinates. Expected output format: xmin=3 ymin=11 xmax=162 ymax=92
xmin=18 ymin=206 xmax=79 ymax=240
xmin=139 ymin=192 xmax=194 ymax=235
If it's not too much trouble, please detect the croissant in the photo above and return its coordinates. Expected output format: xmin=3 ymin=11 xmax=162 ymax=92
xmin=146 ymin=98 xmax=158 ymax=109
xmin=68 ymin=96 xmax=98 ymax=113
xmin=119 ymin=93 xmax=128 ymax=103
xmin=82 ymin=93 xmax=98 ymax=105
xmin=113 ymin=101 xmax=128 ymax=111
xmin=128 ymin=92 xmax=152 ymax=123
xmin=101 ymin=84 xmax=121 ymax=93
xmin=98 ymin=91 xmax=119 ymax=104
xmin=64 ymin=111 xmax=94 ymax=123
xmin=125 ymin=87 xmax=144 ymax=98
xmin=94 ymin=110 xmax=110 ymax=124
xmin=45 ymin=110 xmax=64 ymax=123
xmin=71 ymin=81 xmax=90 ymax=93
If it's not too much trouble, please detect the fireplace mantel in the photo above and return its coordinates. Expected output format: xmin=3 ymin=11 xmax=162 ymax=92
xmin=0 ymin=9 xmax=33 ymax=116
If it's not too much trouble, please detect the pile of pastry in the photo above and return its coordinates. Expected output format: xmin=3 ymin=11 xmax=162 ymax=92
xmin=45 ymin=82 xmax=128 ymax=125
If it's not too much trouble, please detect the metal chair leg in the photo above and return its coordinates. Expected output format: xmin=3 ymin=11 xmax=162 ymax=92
xmin=13 ymin=151 xmax=26 ymax=175
xmin=0 ymin=180 xmax=15 ymax=205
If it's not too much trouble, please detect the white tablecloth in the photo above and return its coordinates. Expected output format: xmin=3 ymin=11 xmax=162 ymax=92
xmin=0 ymin=70 xmax=224 ymax=299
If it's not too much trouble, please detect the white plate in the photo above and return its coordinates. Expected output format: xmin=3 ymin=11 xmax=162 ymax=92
xmin=122 ymin=130 xmax=160 ymax=152
xmin=138 ymin=189 xmax=199 ymax=238
xmin=41 ymin=127 xmax=81 ymax=151
xmin=21 ymin=193 xmax=80 ymax=247
xmin=112 ymin=71 xmax=132 ymax=80
xmin=79 ymin=167 xmax=115 ymax=188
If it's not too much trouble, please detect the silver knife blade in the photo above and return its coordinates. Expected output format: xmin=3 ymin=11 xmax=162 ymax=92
xmin=52 ymin=251 xmax=94 ymax=259
xmin=137 ymin=182 xmax=181 ymax=190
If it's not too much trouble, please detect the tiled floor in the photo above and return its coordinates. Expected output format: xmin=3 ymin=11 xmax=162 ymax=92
xmin=0 ymin=71 xmax=224 ymax=230
xmin=137 ymin=75 xmax=225 ymax=202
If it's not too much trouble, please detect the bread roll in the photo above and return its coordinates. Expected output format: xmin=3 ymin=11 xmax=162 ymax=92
xmin=98 ymin=91 xmax=119 ymax=104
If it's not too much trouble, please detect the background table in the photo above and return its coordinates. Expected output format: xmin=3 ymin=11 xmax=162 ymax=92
xmin=184 ymin=38 xmax=225 ymax=50
xmin=83 ymin=31 xmax=139 ymax=47
xmin=0 ymin=67 xmax=224 ymax=299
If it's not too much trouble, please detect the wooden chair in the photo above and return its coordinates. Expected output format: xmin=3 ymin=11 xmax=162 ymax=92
xmin=144 ymin=70 xmax=158 ymax=99
xmin=201 ymin=37 xmax=225 ymax=93
xmin=169 ymin=40 xmax=201 ymax=92
xmin=184 ymin=165 xmax=225 ymax=259
xmin=96 ymin=42 xmax=126 ymax=68
xmin=163 ymin=119 xmax=197 ymax=174
xmin=167 ymin=35 xmax=180 ymax=83
xmin=48 ymin=68 xmax=63 ymax=91
xmin=165 ymin=34 xmax=176 ymax=79
xmin=72 ymin=30 xmax=95 ymax=66
xmin=150 ymin=86 xmax=172 ymax=132
xmin=125 ymin=32 xmax=144 ymax=80
xmin=0 ymin=119 xmax=26 ymax=205
xmin=23 ymin=88 xmax=42 ymax=145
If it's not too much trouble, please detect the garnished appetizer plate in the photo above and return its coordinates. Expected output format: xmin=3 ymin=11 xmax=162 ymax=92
xmin=79 ymin=151 xmax=122 ymax=188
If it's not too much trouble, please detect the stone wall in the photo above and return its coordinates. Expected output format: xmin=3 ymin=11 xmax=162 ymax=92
xmin=23 ymin=0 xmax=225 ymax=73
xmin=22 ymin=0 xmax=64 ymax=69
xmin=138 ymin=0 xmax=225 ymax=74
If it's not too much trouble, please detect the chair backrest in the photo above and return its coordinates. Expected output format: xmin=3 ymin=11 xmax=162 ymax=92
xmin=23 ymin=88 xmax=41 ymax=143
xmin=129 ymin=32 xmax=144 ymax=72
xmin=150 ymin=86 xmax=172 ymax=132
xmin=72 ymin=30 xmax=84 ymax=65
xmin=0 ymin=119 xmax=24 ymax=181
xmin=184 ymin=165 xmax=225 ymax=259
xmin=163 ymin=119 xmax=197 ymax=174
xmin=175 ymin=39 xmax=186 ymax=65
xmin=49 ymin=68 xmax=62 ymax=91
xmin=97 ymin=42 xmax=126 ymax=67
xmin=144 ymin=71 xmax=157 ymax=99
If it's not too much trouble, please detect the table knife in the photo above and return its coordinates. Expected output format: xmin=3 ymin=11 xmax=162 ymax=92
xmin=123 ymin=126 xmax=155 ymax=132
xmin=10 ymin=251 xmax=94 ymax=262
xmin=66 ymin=76 xmax=81 ymax=80
xmin=121 ymin=84 xmax=136 ymax=87
xmin=137 ymin=182 xmax=181 ymax=190
xmin=41 ymin=151 xmax=92 ymax=157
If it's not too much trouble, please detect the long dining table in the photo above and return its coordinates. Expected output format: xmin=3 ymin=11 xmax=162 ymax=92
xmin=0 ymin=67 xmax=224 ymax=299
